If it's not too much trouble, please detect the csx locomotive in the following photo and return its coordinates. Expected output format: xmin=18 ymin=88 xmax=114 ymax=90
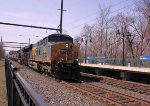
xmin=9 ymin=34 xmax=80 ymax=79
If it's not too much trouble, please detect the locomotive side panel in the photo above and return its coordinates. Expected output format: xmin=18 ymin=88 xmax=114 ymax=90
xmin=9 ymin=34 xmax=80 ymax=80
xmin=33 ymin=38 xmax=51 ymax=64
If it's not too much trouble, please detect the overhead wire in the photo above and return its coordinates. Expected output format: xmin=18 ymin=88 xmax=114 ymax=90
xmin=68 ymin=2 xmax=135 ymax=31
xmin=64 ymin=0 xmax=130 ymax=27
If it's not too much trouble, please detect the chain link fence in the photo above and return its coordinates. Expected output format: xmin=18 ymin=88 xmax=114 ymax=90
xmin=81 ymin=57 xmax=150 ymax=68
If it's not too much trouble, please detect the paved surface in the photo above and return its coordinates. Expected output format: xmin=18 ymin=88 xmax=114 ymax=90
xmin=0 ymin=60 xmax=7 ymax=106
xmin=81 ymin=63 xmax=150 ymax=74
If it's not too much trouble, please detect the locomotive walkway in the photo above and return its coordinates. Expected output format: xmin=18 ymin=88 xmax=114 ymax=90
xmin=0 ymin=60 xmax=7 ymax=106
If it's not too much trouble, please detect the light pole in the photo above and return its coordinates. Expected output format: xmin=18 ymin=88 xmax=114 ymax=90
xmin=117 ymin=27 xmax=131 ymax=66
xmin=75 ymin=39 xmax=81 ymax=63
xmin=81 ymin=35 xmax=92 ymax=64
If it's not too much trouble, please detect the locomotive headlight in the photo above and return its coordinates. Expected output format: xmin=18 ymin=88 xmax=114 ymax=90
xmin=76 ymin=59 xmax=78 ymax=61
xmin=66 ymin=43 xmax=69 ymax=48
xmin=61 ymin=58 xmax=64 ymax=61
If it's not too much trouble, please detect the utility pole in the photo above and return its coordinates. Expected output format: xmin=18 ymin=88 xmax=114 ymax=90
xmin=60 ymin=0 xmax=63 ymax=34
xmin=58 ymin=0 xmax=66 ymax=34
xmin=29 ymin=38 xmax=30 ymax=45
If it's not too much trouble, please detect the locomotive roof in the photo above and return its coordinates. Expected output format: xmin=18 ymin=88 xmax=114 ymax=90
xmin=23 ymin=44 xmax=32 ymax=52
xmin=47 ymin=34 xmax=73 ymax=42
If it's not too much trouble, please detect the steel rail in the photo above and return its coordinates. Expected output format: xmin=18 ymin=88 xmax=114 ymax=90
xmin=80 ymin=72 xmax=150 ymax=103
xmin=61 ymin=81 xmax=119 ymax=106
xmin=86 ymin=82 xmax=150 ymax=105
xmin=80 ymin=72 xmax=150 ymax=95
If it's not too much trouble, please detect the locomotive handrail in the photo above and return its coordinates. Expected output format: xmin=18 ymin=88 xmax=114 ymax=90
xmin=5 ymin=59 xmax=48 ymax=106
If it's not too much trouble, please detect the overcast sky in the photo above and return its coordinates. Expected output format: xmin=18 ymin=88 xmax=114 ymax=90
xmin=0 ymin=0 xmax=135 ymax=51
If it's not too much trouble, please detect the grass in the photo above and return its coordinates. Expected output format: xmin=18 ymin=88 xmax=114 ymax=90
xmin=0 ymin=60 xmax=7 ymax=106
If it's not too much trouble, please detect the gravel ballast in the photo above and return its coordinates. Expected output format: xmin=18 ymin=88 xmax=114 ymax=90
xmin=12 ymin=62 xmax=105 ymax=106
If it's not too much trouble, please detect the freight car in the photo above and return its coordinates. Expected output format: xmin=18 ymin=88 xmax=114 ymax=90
xmin=10 ymin=34 xmax=80 ymax=79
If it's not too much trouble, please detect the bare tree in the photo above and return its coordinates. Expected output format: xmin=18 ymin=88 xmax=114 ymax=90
xmin=129 ymin=15 xmax=149 ymax=56
xmin=134 ymin=0 xmax=150 ymax=56
xmin=136 ymin=0 xmax=150 ymax=21
xmin=94 ymin=6 xmax=111 ymax=57
xmin=78 ymin=1 xmax=150 ymax=65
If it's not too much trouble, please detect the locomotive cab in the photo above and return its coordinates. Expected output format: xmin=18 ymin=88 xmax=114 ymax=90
xmin=51 ymin=42 xmax=79 ymax=79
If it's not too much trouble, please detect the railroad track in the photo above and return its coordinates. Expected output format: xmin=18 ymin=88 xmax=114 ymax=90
xmin=80 ymin=72 xmax=150 ymax=96
xmin=100 ymin=77 xmax=150 ymax=95
xmin=10 ymin=61 xmax=150 ymax=105
xmin=62 ymin=80 xmax=150 ymax=106
xmin=74 ymin=82 xmax=150 ymax=106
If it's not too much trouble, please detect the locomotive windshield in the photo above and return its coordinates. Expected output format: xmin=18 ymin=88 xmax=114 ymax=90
xmin=48 ymin=34 xmax=73 ymax=43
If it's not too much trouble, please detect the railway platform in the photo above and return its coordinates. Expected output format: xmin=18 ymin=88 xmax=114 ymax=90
xmin=80 ymin=63 xmax=150 ymax=83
